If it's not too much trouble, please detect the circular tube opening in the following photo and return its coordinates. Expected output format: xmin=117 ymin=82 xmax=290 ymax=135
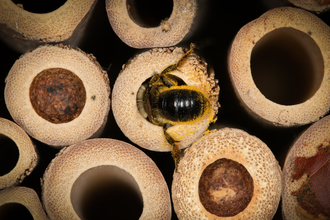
xmin=251 ymin=27 xmax=324 ymax=105
xmin=0 ymin=134 xmax=19 ymax=176
xmin=71 ymin=165 xmax=143 ymax=220
xmin=11 ymin=0 xmax=66 ymax=13
xmin=198 ymin=158 xmax=254 ymax=217
xmin=29 ymin=68 xmax=86 ymax=124
xmin=0 ymin=203 xmax=33 ymax=220
xmin=127 ymin=0 xmax=173 ymax=27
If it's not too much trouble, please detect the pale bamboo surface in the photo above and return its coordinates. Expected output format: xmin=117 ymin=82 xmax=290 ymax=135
xmin=229 ymin=7 xmax=330 ymax=127
xmin=0 ymin=0 xmax=97 ymax=53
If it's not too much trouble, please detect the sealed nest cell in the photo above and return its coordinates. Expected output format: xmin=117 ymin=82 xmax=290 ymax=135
xmin=172 ymin=128 xmax=282 ymax=219
xmin=4 ymin=44 xmax=110 ymax=147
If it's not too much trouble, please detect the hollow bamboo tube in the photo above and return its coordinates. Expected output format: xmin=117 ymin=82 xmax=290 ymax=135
xmin=282 ymin=114 xmax=330 ymax=219
xmin=172 ymin=128 xmax=282 ymax=219
xmin=229 ymin=7 xmax=330 ymax=126
xmin=105 ymin=0 xmax=197 ymax=48
xmin=4 ymin=44 xmax=110 ymax=147
xmin=0 ymin=118 xmax=37 ymax=189
xmin=112 ymin=46 xmax=219 ymax=152
xmin=0 ymin=187 xmax=49 ymax=220
xmin=288 ymin=0 xmax=330 ymax=13
xmin=41 ymin=138 xmax=171 ymax=220
xmin=0 ymin=0 xmax=97 ymax=53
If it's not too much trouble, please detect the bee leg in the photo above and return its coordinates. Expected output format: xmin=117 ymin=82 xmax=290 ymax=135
xmin=160 ymin=43 xmax=195 ymax=76
xmin=163 ymin=123 xmax=181 ymax=172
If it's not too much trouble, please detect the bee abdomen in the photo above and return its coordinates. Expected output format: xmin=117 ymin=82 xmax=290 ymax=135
xmin=159 ymin=89 xmax=205 ymax=122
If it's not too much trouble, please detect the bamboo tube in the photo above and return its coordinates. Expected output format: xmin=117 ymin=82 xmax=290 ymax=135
xmin=112 ymin=46 xmax=219 ymax=152
xmin=0 ymin=186 xmax=49 ymax=220
xmin=282 ymin=114 xmax=330 ymax=219
xmin=172 ymin=128 xmax=282 ymax=219
xmin=229 ymin=7 xmax=330 ymax=127
xmin=42 ymin=138 xmax=171 ymax=220
xmin=105 ymin=0 xmax=197 ymax=48
xmin=288 ymin=0 xmax=330 ymax=13
xmin=0 ymin=118 xmax=37 ymax=189
xmin=4 ymin=44 xmax=110 ymax=147
xmin=0 ymin=0 xmax=97 ymax=53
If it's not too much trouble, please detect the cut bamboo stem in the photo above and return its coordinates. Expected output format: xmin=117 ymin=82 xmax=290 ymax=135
xmin=0 ymin=187 xmax=49 ymax=220
xmin=172 ymin=128 xmax=282 ymax=219
xmin=42 ymin=138 xmax=171 ymax=219
xmin=105 ymin=0 xmax=197 ymax=48
xmin=282 ymin=114 xmax=330 ymax=219
xmin=229 ymin=7 xmax=330 ymax=126
xmin=288 ymin=0 xmax=330 ymax=13
xmin=0 ymin=0 xmax=97 ymax=53
xmin=0 ymin=118 xmax=37 ymax=189
xmin=112 ymin=46 xmax=219 ymax=152
xmin=4 ymin=44 xmax=110 ymax=147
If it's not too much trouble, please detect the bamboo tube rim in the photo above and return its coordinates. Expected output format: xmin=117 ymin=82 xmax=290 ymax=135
xmin=0 ymin=187 xmax=49 ymax=220
xmin=0 ymin=0 xmax=97 ymax=42
xmin=282 ymin=114 xmax=330 ymax=219
xmin=112 ymin=46 xmax=219 ymax=152
xmin=0 ymin=118 xmax=37 ymax=189
xmin=105 ymin=0 xmax=197 ymax=48
xmin=288 ymin=0 xmax=330 ymax=13
xmin=4 ymin=44 xmax=110 ymax=146
xmin=42 ymin=138 xmax=171 ymax=219
xmin=229 ymin=7 xmax=330 ymax=126
xmin=172 ymin=128 xmax=282 ymax=219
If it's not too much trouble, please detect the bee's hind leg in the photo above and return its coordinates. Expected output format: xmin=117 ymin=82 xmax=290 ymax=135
xmin=163 ymin=123 xmax=181 ymax=172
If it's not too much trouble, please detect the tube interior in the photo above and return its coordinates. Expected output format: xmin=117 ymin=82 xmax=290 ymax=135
xmin=127 ymin=0 xmax=173 ymax=27
xmin=0 ymin=203 xmax=33 ymax=220
xmin=0 ymin=134 xmax=19 ymax=176
xmin=11 ymin=0 xmax=66 ymax=13
xmin=251 ymin=27 xmax=324 ymax=105
xmin=71 ymin=165 xmax=143 ymax=220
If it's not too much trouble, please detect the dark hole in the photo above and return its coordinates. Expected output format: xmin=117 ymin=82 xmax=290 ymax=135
xmin=72 ymin=166 xmax=143 ymax=220
xmin=11 ymin=0 xmax=66 ymax=13
xmin=127 ymin=0 xmax=173 ymax=27
xmin=251 ymin=27 xmax=324 ymax=105
xmin=0 ymin=134 xmax=19 ymax=176
xmin=0 ymin=203 xmax=33 ymax=220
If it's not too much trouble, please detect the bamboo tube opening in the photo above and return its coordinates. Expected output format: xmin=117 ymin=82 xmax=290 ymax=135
xmin=0 ymin=203 xmax=34 ymax=220
xmin=172 ymin=128 xmax=282 ymax=219
xmin=5 ymin=44 xmax=110 ymax=146
xmin=198 ymin=158 xmax=254 ymax=217
xmin=11 ymin=0 xmax=66 ymax=13
xmin=71 ymin=165 xmax=143 ymax=219
xmin=112 ymin=46 xmax=219 ymax=152
xmin=29 ymin=68 xmax=86 ymax=124
xmin=251 ymin=27 xmax=324 ymax=105
xmin=0 ymin=134 xmax=19 ymax=176
xmin=126 ymin=0 xmax=173 ymax=28
xmin=106 ymin=0 xmax=197 ymax=48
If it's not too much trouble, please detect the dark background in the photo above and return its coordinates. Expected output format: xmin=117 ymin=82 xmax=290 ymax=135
xmin=1 ymin=0 xmax=330 ymax=219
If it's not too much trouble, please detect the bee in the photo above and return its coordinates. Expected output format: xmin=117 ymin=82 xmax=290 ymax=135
xmin=137 ymin=43 xmax=211 ymax=171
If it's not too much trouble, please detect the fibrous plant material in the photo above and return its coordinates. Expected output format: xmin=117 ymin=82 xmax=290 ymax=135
xmin=105 ymin=0 xmax=197 ymax=48
xmin=0 ymin=118 xmax=37 ymax=189
xmin=0 ymin=0 xmax=97 ymax=53
xmin=172 ymin=128 xmax=282 ymax=219
xmin=112 ymin=46 xmax=219 ymax=152
xmin=42 ymin=138 xmax=171 ymax=220
xmin=229 ymin=7 xmax=330 ymax=126
xmin=5 ymin=44 xmax=110 ymax=147
xmin=282 ymin=115 xmax=330 ymax=219
xmin=0 ymin=187 xmax=49 ymax=220
xmin=288 ymin=0 xmax=330 ymax=13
